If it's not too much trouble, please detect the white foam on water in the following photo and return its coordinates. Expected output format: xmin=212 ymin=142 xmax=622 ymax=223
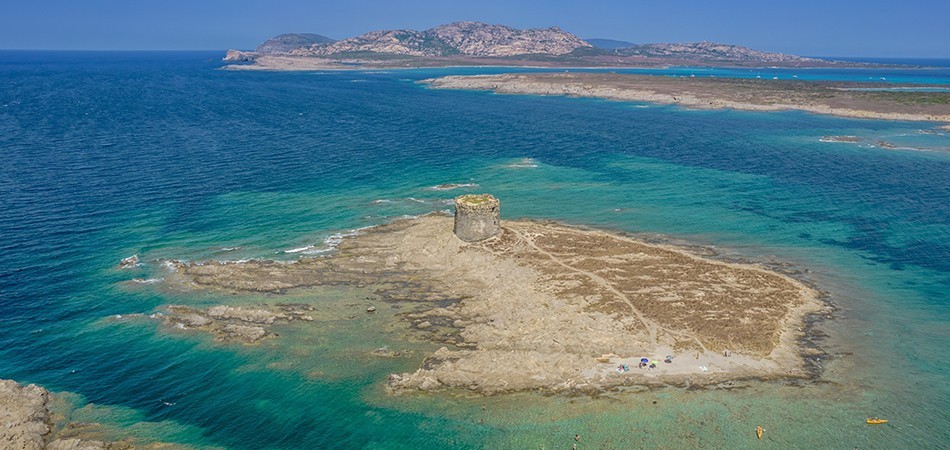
xmin=424 ymin=183 xmax=479 ymax=191
xmin=504 ymin=157 xmax=539 ymax=168
xmin=284 ymin=245 xmax=316 ymax=254
xmin=407 ymin=197 xmax=454 ymax=205
xmin=282 ymin=227 xmax=371 ymax=256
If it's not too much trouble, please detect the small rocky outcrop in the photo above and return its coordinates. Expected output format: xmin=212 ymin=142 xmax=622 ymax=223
xmin=222 ymin=49 xmax=255 ymax=62
xmin=163 ymin=304 xmax=314 ymax=343
xmin=453 ymin=194 xmax=500 ymax=242
xmin=117 ymin=255 xmax=139 ymax=269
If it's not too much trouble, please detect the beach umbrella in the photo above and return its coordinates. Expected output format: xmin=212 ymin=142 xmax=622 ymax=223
xmin=640 ymin=358 xmax=649 ymax=363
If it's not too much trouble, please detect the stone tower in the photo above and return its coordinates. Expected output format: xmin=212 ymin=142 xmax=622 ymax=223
xmin=454 ymin=194 xmax=500 ymax=242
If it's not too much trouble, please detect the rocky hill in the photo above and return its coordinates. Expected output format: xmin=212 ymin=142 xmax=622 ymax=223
xmin=286 ymin=21 xmax=591 ymax=57
xmin=224 ymin=23 xmax=835 ymax=68
xmin=426 ymin=22 xmax=589 ymax=56
xmin=616 ymin=41 xmax=816 ymax=63
xmin=255 ymin=33 xmax=336 ymax=54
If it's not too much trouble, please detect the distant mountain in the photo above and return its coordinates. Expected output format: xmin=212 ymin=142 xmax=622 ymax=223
xmin=255 ymin=33 xmax=336 ymax=54
xmin=585 ymin=38 xmax=636 ymax=50
xmin=616 ymin=41 xmax=816 ymax=63
xmin=284 ymin=22 xmax=590 ymax=57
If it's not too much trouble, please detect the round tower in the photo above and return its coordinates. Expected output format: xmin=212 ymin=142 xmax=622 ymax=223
xmin=454 ymin=194 xmax=500 ymax=242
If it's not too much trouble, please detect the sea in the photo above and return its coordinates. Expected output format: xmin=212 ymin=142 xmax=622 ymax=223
xmin=0 ymin=51 xmax=948 ymax=449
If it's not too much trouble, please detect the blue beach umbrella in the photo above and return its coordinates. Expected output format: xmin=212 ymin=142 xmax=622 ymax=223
xmin=640 ymin=358 xmax=649 ymax=364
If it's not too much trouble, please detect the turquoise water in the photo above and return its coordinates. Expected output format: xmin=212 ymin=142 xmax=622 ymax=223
xmin=1 ymin=51 xmax=948 ymax=448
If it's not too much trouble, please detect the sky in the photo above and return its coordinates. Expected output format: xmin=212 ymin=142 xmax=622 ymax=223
xmin=2 ymin=0 xmax=948 ymax=57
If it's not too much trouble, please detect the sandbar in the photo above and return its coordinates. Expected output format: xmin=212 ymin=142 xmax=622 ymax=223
xmin=423 ymin=73 xmax=950 ymax=125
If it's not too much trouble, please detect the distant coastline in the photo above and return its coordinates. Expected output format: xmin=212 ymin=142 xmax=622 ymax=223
xmin=220 ymin=53 xmax=880 ymax=72
xmin=423 ymin=73 xmax=950 ymax=127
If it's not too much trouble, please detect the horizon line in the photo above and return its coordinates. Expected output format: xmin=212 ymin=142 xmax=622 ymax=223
xmin=1 ymin=49 xmax=949 ymax=59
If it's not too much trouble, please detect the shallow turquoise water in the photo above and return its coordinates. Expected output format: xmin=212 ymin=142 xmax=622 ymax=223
xmin=0 ymin=52 xmax=948 ymax=448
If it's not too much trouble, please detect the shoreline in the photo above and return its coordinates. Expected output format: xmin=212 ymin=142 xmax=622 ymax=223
xmin=162 ymin=214 xmax=828 ymax=395
xmin=422 ymin=73 xmax=950 ymax=126
xmin=219 ymin=52 xmax=937 ymax=72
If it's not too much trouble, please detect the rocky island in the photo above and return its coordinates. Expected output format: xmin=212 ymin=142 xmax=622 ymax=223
xmin=424 ymin=72 xmax=950 ymax=126
xmin=222 ymin=21 xmax=857 ymax=71
xmin=163 ymin=195 xmax=825 ymax=395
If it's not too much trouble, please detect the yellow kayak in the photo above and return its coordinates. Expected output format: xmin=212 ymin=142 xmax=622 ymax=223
xmin=866 ymin=418 xmax=888 ymax=424
xmin=756 ymin=426 xmax=764 ymax=439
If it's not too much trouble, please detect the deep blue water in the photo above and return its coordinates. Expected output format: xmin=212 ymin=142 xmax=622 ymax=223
xmin=0 ymin=51 xmax=948 ymax=448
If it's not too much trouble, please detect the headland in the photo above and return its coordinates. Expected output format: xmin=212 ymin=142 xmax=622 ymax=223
xmin=163 ymin=211 xmax=824 ymax=395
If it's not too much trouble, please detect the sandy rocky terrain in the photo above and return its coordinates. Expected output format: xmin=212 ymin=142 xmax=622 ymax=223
xmin=164 ymin=214 xmax=826 ymax=395
xmin=425 ymin=73 xmax=950 ymax=126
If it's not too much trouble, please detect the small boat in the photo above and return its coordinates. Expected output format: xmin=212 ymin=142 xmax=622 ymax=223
xmin=866 ymin=418 xmax=888 ymax=424
xmin=756 ymin=426 xmax=764 ymax=439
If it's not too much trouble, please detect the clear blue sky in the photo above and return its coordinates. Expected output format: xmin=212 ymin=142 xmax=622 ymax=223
xmin=3 ymin=0 xmax=948 ymax=57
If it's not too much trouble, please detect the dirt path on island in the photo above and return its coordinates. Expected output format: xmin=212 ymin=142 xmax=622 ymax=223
xmin=506 ymin=226 xmax=711 ymax=352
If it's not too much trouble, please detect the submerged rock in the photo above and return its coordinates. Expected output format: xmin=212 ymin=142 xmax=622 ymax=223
xmin=219 ymin=324 xmax=268 ymax=343
xmin=117 ymin=255 xmax=139 ymax=269
xmin=162 ymin=304 xmax=315 ymax=344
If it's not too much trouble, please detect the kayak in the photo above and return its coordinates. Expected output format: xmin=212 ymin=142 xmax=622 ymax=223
xmin=866 ymin=418 xmax=888 ymax=424
xmin=756 ymin=426 xmax=764 ymax=439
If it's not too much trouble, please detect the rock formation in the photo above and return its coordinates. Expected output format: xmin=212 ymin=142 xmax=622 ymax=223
xmin=162 ymin=304 xmax=315 ymax=343
xmin=222 ymin=49 xmax=255 ymax=62
xmin=0 ymin=379 xmax=129 ymax=450
xmin=117 ymin=255 xmax=139 ymax=269
xmin=0 ymin=380 xmax=50 ymax=450
xmin=453 ymin=194 xmax=500 ymax=242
